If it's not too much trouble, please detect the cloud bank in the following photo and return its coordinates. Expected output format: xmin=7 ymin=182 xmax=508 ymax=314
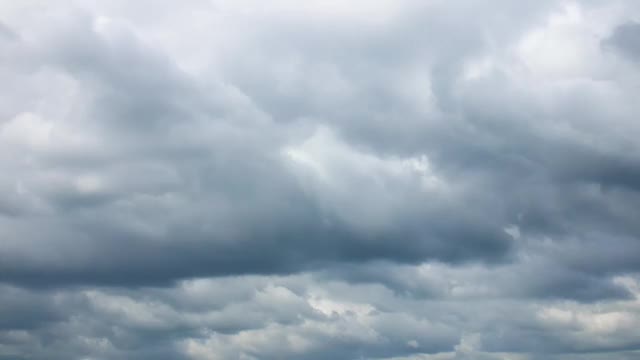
xmin=1 ymin=1 xmax=640 ymax=359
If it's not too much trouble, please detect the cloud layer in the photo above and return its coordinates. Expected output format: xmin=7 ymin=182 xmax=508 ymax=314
xmin=1 ymin=1 xmax=640 ymax=359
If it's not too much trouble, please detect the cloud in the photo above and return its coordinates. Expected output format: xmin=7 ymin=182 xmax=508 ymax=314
xmin=2 ymin=274 xmax=640 ymax=359
xmin=0 ymin=9 xmax=515 ymax=287
xmin=1 ymin=0 xmax=640 ymax=359
xmin=604 ymin=21 xmax=640 ymax=62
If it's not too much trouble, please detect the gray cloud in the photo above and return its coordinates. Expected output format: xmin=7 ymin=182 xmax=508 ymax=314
xmin=604 ymin=21 xmax=640 ymax=62
xmin=2 ymin=0 xmax=640 ymax=359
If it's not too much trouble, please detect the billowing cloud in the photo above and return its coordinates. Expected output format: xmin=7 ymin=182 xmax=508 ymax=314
xmin=1 ymin=1 xmax=640 ymax=359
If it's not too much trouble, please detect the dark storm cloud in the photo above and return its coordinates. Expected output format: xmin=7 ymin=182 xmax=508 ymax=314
xmin=2 ymin=1 xmax=640 ymax=359
xmin=0 ymin=8 xmax=516 ymax=287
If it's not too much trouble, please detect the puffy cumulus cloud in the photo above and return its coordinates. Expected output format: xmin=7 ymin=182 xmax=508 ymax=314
xmin=1 ymin=0 xmax=640 ymax=359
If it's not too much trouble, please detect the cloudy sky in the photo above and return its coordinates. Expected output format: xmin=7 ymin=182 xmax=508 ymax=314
xmin=1 ymin=0 xmax=640 ymax=359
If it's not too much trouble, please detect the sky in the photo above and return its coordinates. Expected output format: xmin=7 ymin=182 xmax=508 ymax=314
xmin=1 ymin=0 xmax=640 ymax=359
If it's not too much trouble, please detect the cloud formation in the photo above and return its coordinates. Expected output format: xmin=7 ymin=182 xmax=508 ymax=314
xmin=1 ymin=1 xmax=640 ymax=359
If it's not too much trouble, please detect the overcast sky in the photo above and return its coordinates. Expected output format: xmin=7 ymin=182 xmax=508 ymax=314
xmin=1 ymin=1 xmax=640 ymax=359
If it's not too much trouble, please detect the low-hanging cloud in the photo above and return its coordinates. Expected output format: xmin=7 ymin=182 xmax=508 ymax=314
xmin=1 ymin=1 xmax=640 ymax=359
